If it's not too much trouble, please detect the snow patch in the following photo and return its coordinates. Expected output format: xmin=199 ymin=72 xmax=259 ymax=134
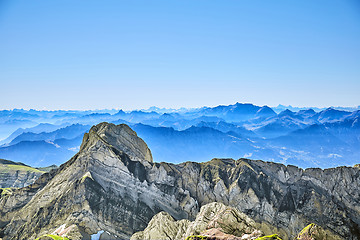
xmin=91 ymin=230 xmax=104 ymax=240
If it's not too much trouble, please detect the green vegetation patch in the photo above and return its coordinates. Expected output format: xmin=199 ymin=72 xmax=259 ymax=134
xmin=81 ymin=171 xmax=94 ymax=183
xmin=256 ymin=234 xmax=283 ymax=240
xmin=35 ymin=234 xmax=70 ymax=240
xmin=0 ymin=159 xmax=27 ymax=165
xmin=0 ymin=164 xmax=44 ymax=173
xmin=0 ymin=187 xmax=14 ymax=196
xmin=298 ymin=223 xmax=315 ymax=236
xmin=0 ymin=188 xmax=12 ymax=196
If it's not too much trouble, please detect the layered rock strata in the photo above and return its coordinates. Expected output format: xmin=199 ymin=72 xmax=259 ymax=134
xmin=0 ymin=123 xmax=359 ymax=239
xmin=0 ymin=159 xmax=44 ymax=188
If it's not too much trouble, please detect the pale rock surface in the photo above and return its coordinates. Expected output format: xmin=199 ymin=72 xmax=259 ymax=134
xmin=131 ymin=202 xmax=263 ymax=240
xmin=131 ymin=212 xmax=190 ymax=240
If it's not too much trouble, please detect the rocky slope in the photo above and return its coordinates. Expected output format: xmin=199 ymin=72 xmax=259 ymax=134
xmin=131 ymin=202 xmax=340 ymax=240
xmin=0 ymin=123 xmax=359 ymax=239
xmin=131 ymin=202 xmax=269 ymax=240
xmin=0 ymin=159 xmax=45 ymax=188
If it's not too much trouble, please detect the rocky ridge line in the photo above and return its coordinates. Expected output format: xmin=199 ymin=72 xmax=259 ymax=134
xmin=0 ymin=123 xmax=359 ymax=239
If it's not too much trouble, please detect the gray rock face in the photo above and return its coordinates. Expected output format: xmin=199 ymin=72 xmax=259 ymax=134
xmin=0 ymin=159 xmax=44 ymax=188
xmin=83 ymin=122 xmax=153 ymax=163
xmin=0 ymin=123 xmax=359 ymax=240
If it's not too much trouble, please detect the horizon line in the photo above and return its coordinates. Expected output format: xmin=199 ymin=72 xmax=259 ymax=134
xmin=1 ymin=102 xmax=359 ymax=112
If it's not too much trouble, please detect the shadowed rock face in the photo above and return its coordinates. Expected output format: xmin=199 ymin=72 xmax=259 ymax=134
xmin=0 ymin=123 xmax=359 ymax=240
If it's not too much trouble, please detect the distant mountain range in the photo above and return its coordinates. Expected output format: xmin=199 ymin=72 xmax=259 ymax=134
xmin=0 ymin=103 xmax=359 ymax=168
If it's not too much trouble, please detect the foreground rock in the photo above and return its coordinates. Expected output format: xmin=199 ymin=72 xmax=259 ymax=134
xmin=131 ymin=202 xmax=265 ymax=240
xmin=132 ymin=202 xmax=341 ymax=240
xmin=295 ymin=223 xmax=341 ymax=240
xmin=0 ymin=123 xmax=359 ymax=239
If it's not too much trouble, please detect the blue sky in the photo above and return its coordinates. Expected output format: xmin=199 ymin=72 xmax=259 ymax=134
xmin=0 ymin=0 xmax=359 ymax=110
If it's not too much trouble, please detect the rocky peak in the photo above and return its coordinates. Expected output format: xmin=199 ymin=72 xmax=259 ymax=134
xmin=80 ymin=122 xmax=153 ymax=163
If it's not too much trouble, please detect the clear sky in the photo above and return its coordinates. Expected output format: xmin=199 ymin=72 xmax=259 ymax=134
xmin=0 ymin=0 xmax=359 ymax=110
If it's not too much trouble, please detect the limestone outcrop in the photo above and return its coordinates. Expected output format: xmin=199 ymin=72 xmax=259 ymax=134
xmin=131 ymin=202 xmax=265 ymax=240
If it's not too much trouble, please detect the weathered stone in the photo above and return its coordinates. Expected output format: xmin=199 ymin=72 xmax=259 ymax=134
xmin=130 ymin=212 xmax=190 ymax=240
xmin=132 ymin=202 xmax=264 ymax=240
xmin=295 ymin=223 xmax=342 ymax=240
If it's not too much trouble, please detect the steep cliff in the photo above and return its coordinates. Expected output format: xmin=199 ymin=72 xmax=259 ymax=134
xmin=0 ymin=159 xmax=45 ymax=188
xmin=0 ymin=123 xmax=359 ymax=239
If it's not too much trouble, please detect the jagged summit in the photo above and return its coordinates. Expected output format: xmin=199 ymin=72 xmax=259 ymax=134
xmin=81 ymin=122 xmax=153 ymax=163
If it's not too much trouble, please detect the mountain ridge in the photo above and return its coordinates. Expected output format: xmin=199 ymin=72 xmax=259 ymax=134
xmin=1 ymin=123 xmax=359 ymax=239
xmin=1 ymin=103 xmax=359 ymax=169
